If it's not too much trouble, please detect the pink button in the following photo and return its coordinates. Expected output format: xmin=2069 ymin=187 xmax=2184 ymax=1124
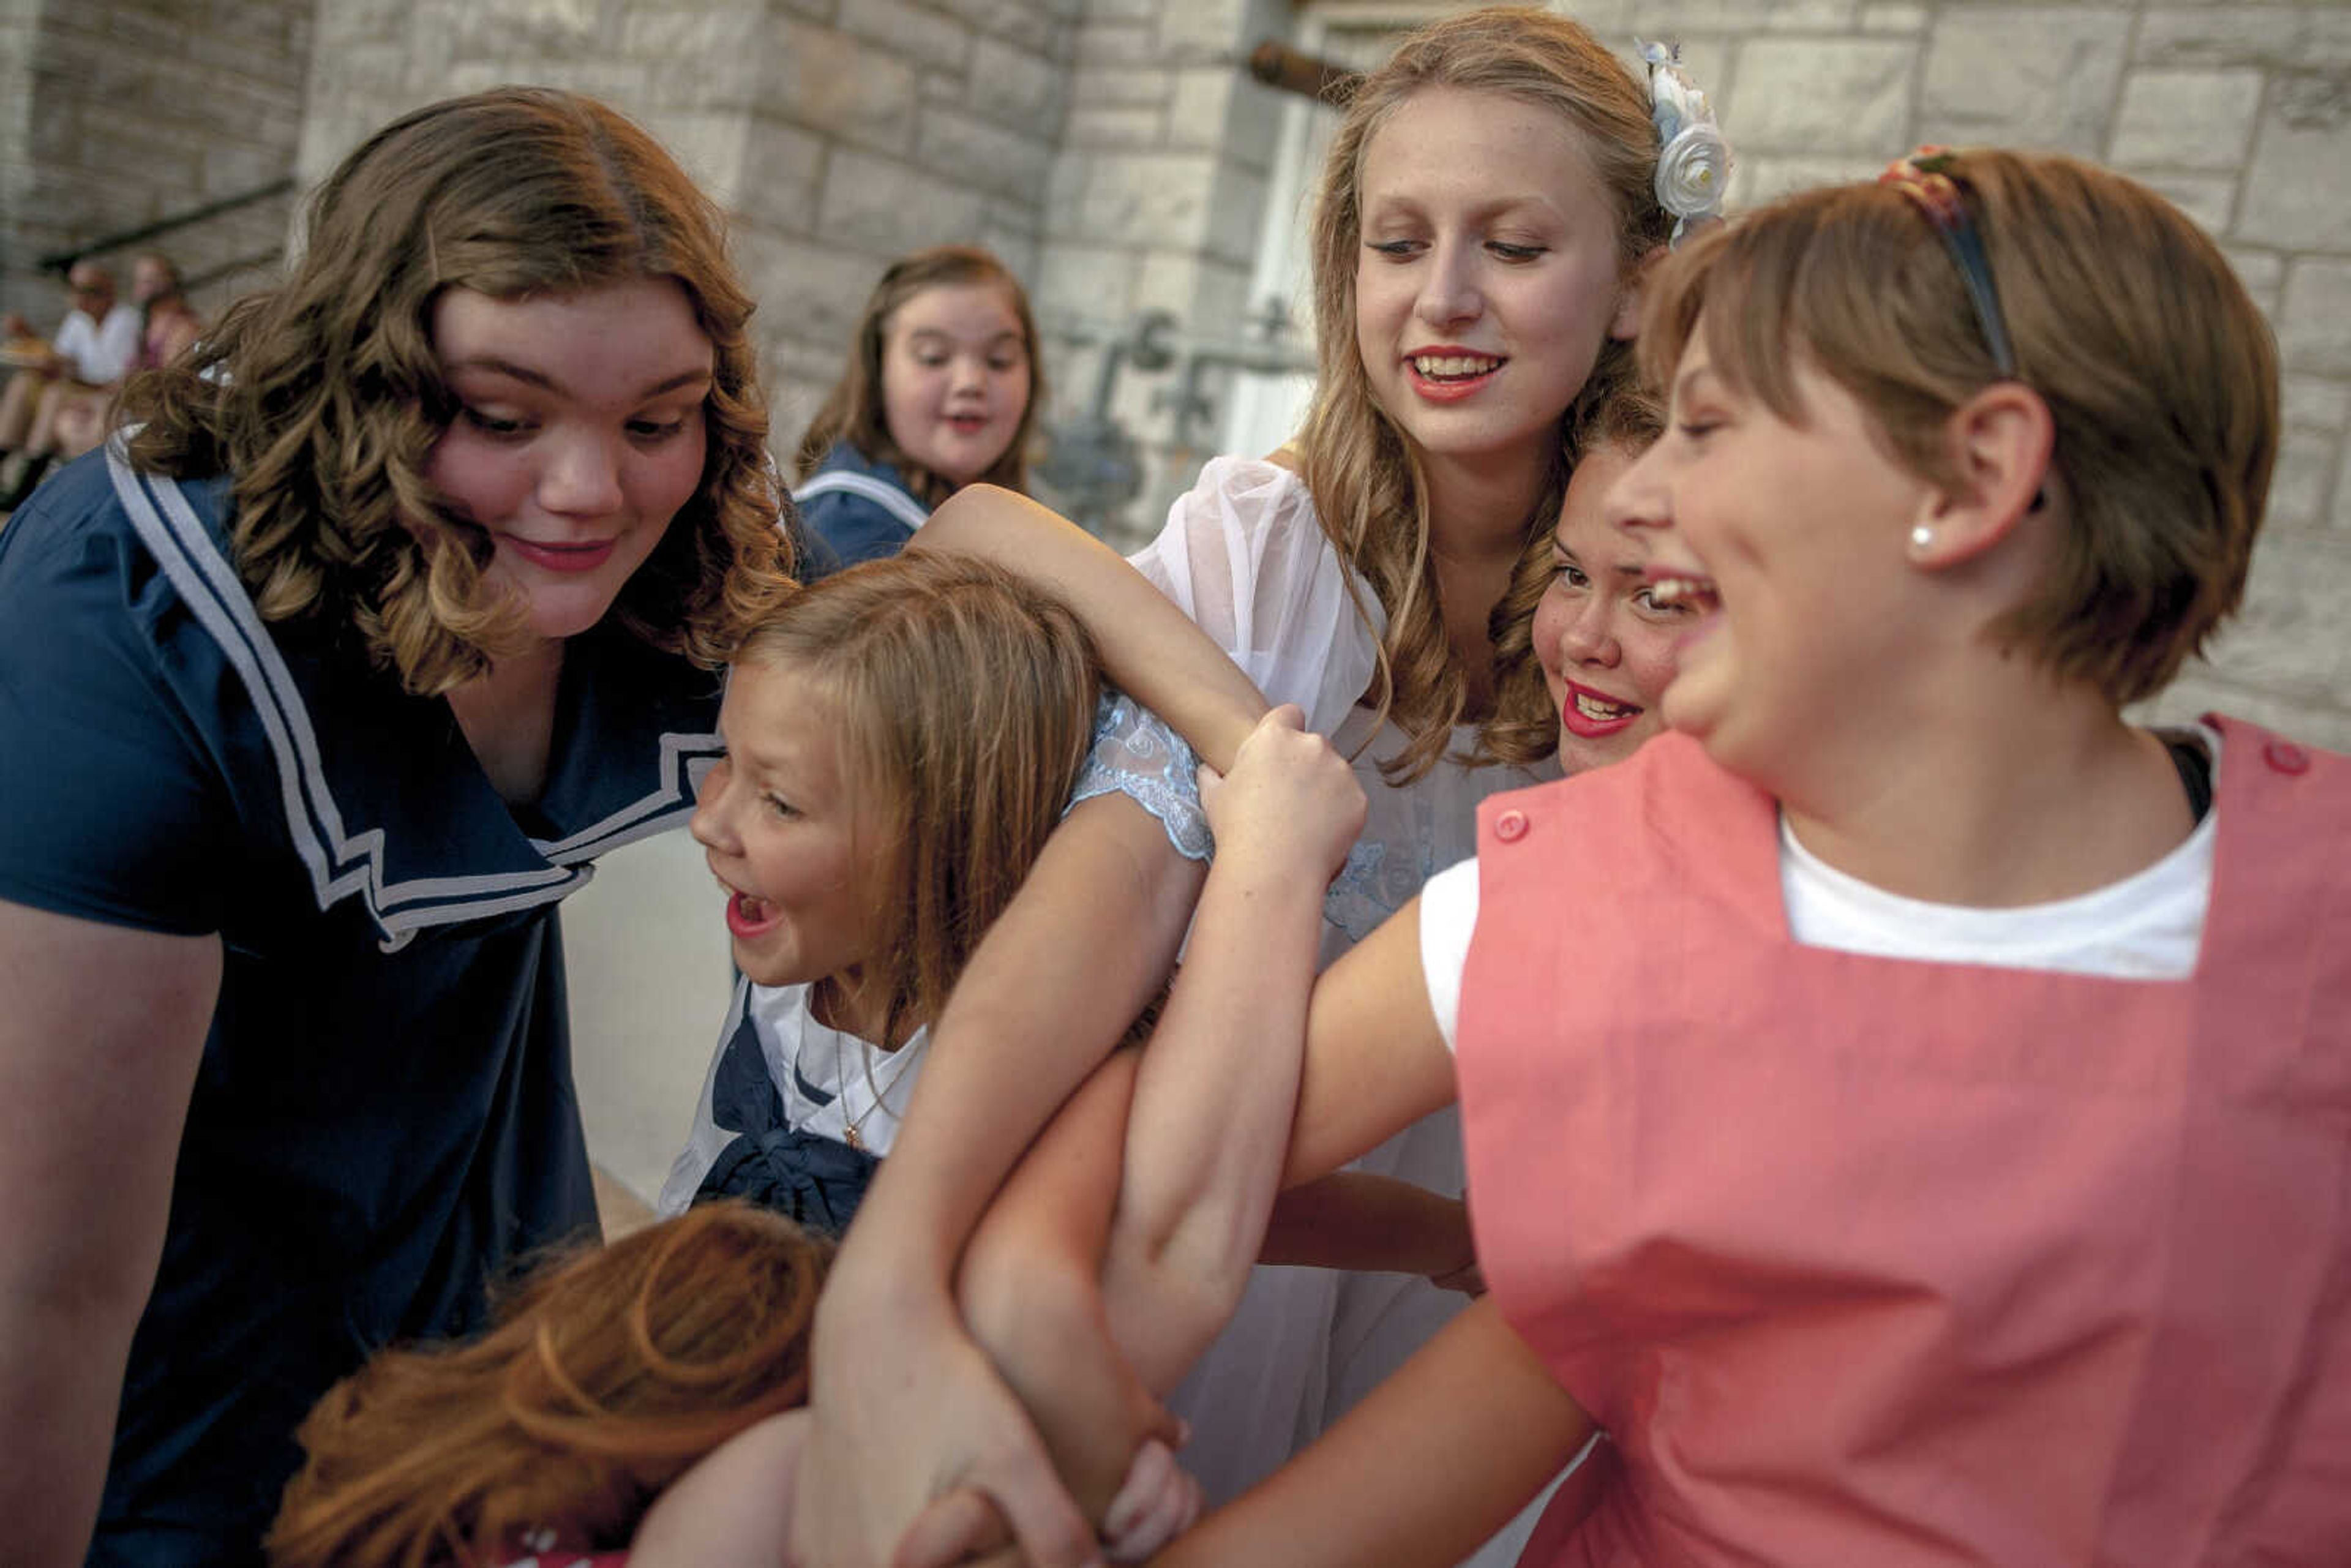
xmin=1494 ymin=808 xmax=1529 ymax=842
xmin=2264 ymin=740 xmax=2311 ymax=775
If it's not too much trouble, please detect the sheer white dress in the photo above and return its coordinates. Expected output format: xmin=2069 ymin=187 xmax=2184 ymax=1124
xmin=1131 ymin=456 xmax=1561 ymax=1566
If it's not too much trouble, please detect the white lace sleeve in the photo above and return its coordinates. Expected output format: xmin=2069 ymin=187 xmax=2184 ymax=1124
xmin=1065 ymin=691 xmax=1212 ymax=862
xmin=1127 ymin=454 xmax=1383 ymax=738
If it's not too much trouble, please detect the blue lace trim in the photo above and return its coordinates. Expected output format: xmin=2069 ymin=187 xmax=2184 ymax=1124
xmin=1065 ymin=691 xmax=1212 ymax=862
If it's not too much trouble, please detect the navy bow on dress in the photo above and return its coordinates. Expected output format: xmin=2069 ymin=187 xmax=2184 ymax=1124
xmin=692 ymin=1005 xmax=880 ymax=1236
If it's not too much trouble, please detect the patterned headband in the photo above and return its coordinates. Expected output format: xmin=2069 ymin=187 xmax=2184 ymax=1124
xmin=1878 ymin=146 xmax=2019 ymax=378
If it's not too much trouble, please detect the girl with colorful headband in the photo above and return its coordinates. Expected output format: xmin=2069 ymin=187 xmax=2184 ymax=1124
xmin=1144 ymin=146 xmax=2346 ymax=1563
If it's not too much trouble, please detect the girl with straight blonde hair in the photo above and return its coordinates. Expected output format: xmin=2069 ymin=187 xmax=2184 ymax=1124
xmin=662 ymin=550 xmax=1198 ymax=1239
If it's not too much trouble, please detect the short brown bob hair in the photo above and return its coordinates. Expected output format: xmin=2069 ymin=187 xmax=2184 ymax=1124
xmin=1638 ymin=148 xmax=2279 ymax=705
xmin=126 ymin=86 xmax=797 ymax=694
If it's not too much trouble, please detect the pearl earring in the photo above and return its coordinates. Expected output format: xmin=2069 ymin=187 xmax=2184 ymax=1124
xmin=1910 ymin=524 xmax=1935 ymax=552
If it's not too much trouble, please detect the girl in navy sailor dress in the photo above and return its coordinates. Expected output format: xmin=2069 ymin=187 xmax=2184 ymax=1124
xmin=0 ymin=89 xmax=796 ymax=1567
xmin=788 ymin=244 xmax=1045 ymax=573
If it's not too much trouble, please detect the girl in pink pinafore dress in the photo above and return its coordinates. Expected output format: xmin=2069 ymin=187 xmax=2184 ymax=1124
xmin=1143 ymin=148 xmax=2350 ymax=1567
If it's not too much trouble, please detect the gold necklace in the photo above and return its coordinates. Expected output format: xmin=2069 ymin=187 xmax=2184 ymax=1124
xmin=833 ymin=1027 xmax=920 ymax=1153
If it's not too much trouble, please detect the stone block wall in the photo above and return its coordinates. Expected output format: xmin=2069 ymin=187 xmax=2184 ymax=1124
xmin=1035 ymin=0 xmax=1297 ymax=530
xmin=0 ymin=0 xmax=309 ymax=325
xmin=298 ymin=0 xmax=1081 ymax=464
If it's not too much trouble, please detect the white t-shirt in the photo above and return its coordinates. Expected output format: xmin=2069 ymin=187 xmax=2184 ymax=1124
xmin=51 ymin=303 xmax=141 ymax=384
xmin=1422 ymin=727 xmax=2224 ymax=1051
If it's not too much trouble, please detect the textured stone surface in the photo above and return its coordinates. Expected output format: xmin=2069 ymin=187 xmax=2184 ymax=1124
xmin=918 ymin=103 xmax=1054 ymax=201
xmin=2237 ymin=75 xmax=2351 ymax=252
xmin=1920 ymin=7 xmax=2132 ymax=155
xmin=2279 ymin=259 xmax=2351 ymax=377
xmin=1862 ymin=3 xmax=1933 ymax=31
xmin=2192 ymin=531 xmax=2351 ymax=710
xmin=1727 ymin=38 xmax=1918 ymax=155
xmin=2285 ymin=374 xmax=2350 ymax=432
xmin=971 ymin=33 xmax=1065 ymax=126
xmin=1729 ymin=152 xmax=1892 ymax=210
xmin=1065 ymin=104 xmax=1165 ymax=147
xmin=2 ymin=0 xmax=309 ymax=326
xmin=2223 ymin=245 xmax=2286 ymax=313
xmin=2137 ymin=7 xmax=2306 ymax=68
xmin=2110 ymin=68 xmax=2263 ymax=169
xmin=2268 ymin=427 xmax=2343 ymax=530
xmin=819 ymin=144 xmax=991 ymax=252
xmin=839 ymin=0 xmax=972 ymax=77
xmin=764 ymin=16 xmax=920 ymax=155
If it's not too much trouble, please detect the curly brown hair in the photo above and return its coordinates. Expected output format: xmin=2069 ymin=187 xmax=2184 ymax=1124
xmin=791 ymin=244 xmax=1044 ymax=508
xmin=121 ymin=86 xmax=797 ymax=696
xmin=267 ymin=1201 xmax=825 ymax=1568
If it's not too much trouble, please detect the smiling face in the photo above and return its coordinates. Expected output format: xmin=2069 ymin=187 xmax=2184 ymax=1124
xmin=691 ymin=658 xmax=888 ymax=997
xmin=1352 ymin=85 xmax=1636 ymax=478
xmin=1532 ymin=441 xmax=1688 ymax=774
xmin=879 ymin=279 xmax=1033 ymax=490
xmin=424 ymin=276 xmax=713 ymax=649
xmin=1607 ymin=325 xmax=1935 ymax=787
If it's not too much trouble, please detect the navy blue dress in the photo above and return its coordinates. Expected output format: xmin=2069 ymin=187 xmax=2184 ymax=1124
xmin=793 ymin=440 xmax=931 ymax=571
xmin=0 ymin=450 xmax=726 ymax=1566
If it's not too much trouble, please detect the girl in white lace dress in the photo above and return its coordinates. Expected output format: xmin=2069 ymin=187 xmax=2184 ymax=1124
xmin=1045 ymin=13 xmax=1698 ymax=1550
xmin=790 ymin=12 xmax=1723 ymax=1564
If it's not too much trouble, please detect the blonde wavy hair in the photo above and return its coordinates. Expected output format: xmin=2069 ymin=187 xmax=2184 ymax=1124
xmin=734 ymin=552 xmax=1101 ymax=1052
xmin=1477 ymin=384 xmax=1665 ymax=768
xmin=791 ymin=244 xmax=1045 ymax=508
xmin=1299 ymin=6 xmax=1673 ymax=783
xmin=1640 ymin=149 xmax=2278 ymax=705
xmin=269 ymin=1201 xmax=825 ymax=1568
xmin=122 ymin=86 xmax=797 ymax=696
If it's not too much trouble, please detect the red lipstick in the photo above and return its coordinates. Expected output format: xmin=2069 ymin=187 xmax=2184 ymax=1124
xmin=1559 ymin=678 xmax=1643 ymax=740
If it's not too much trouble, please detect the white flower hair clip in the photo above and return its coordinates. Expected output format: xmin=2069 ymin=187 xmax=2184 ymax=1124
xmin=1639 ymin=40 xmax=1731 ymax=246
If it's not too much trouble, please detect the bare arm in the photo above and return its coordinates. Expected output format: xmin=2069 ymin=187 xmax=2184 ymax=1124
xmin=913 ymin=486 xmax=1269 ymax=771
xmin=954 ymin=711 xmax=1365 ymax=1554
xmin=1256 ymin=1172 xmax=1474 ymax=1284
xmin=0 ymin=899 xmax=218 ymax=1567
xmin=793 ymin=793 xmax=1205 ymax=1568
xmin=1282 ymin=896 xmax=1459 ymax=1187
xmin=1100 ymin=710 xmax=1365 ymax=1389
xmin=1148 ymin=1297 xmax=1595 ymax=1568
xmin=631 ymin=1409 xmax=810 ymax=1568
